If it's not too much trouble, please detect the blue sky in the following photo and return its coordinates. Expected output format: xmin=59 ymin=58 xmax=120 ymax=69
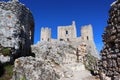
xmin=3 ymin=0 xmax=115 ymax=52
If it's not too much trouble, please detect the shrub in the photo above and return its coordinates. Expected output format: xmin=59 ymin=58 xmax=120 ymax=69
xmin=1 ymin=48 xmax=11 ymax=56
xmin=0 ymin=64 xmax=13 ymax=80
xmin=69 ymin=45 xmax=76 ymax=50
xmin=83 ymin=53 xmax=97 ymax=71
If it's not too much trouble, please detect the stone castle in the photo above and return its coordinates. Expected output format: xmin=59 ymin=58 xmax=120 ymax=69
xmin=41 ymin=21 xmax=93 ymax=42
xmin=40 ymin=21 xmax=99 ymax=58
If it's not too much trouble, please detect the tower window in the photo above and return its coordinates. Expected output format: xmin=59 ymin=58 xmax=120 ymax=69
xmin=67 ymin=38 xmax=69 ymax=41
xmin=66 ymin=30 xmax=68 ymax=34
xmin=48 ymin=38 xmax=50 ymax=41
xmin=60 ymin=39 xmax=63 ymax=41
xmin=87 ymin=36 xmax=89 ymax=40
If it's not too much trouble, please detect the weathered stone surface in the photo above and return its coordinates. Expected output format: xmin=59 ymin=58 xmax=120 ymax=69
xmin=12 ymin=41 xmax=98 ymax=80
xmin=41 ymin=22 xmax=99 ymax=58
xmin=0 ymin=55 xmax=10 ymax=63
xmin=12 ymin=57 xmax=59 ymax=80
xmin=0 ymin=0 xmax=34 ymax=62
xmin=12 ymin=41 xmax=75 ymax=80
xmin=96 ymin=0 xmax=120 ymax=79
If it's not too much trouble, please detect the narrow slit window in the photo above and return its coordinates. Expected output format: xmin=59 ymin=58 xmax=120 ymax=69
xmin=87 ymin=36 xmax=89 ymax=40
xmin=66 ymin=30 xmax=68 ymax=34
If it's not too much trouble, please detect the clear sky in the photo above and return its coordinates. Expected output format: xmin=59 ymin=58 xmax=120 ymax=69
xmin=3 ymin=0 xmax=115 ymax=52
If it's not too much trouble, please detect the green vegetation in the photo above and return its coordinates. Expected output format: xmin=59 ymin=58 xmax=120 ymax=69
xmin=0 ymin=64 xmax=14 ymax=80
xmin=57 ymin=52 xmax=63 ymax=57
xmin=51 ymin=59 xmax=59 ymax=66
xmin=83 ymin=53 xmax=97 ymax=71
xmin=69 ymin=45 xmax=76 ymax=50
xmin=20 ymin=76 xmax=26 ymax=80
xmin=0 ymin=48 xmax=11 ymax=56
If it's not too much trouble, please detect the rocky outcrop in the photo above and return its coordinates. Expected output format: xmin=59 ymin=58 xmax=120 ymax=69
xmin=12 ymin=41 xmax=98 ymax=80
xmin=0 ymin=0 xmax=34 ymax=63
xmin=12 ymin=41 xmax=75 ymax=80
xmin=12 ymin=57 xmax=59 ymax=80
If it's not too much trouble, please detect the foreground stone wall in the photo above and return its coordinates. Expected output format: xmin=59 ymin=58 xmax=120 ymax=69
xmin=96 ymin=0 xmax=120 ymax=79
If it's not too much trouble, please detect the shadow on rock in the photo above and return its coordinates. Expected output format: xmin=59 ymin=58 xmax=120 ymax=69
xmin=0 ymin=62 xmax=4 ymax=77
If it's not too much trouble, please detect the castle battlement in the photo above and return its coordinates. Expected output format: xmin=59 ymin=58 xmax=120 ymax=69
xmin=40 ymin=21 xmax=94 ymax=42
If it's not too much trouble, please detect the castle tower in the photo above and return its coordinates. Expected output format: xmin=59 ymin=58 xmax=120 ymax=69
xmin=40 ymin=27 xmax=51 ymax=41
xmin=58 ymin=21 xmax=77 ymax=41
xmin=81 ymin=25 xmax=98 ymax=58
xmin=72 ymin=21 xmax=77 ymax=38
xmin=11 ymin=0 xmax=19 ymax=2
xmin=81 ymin=24 xmax=94 ymax=41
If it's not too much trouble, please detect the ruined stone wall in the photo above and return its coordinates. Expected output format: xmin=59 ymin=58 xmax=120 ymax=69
xmin=40 ymin=22 xmax=99 ymax=58
xmin=96 ymin=0 xmax=120 ymax=79
xmin=0 ymin=0 xmax=34 ymax=62
xmin=58 ymin=21 xmax=77 ymax=41
xmin=41 ymin=27 xmax=51 ymax=41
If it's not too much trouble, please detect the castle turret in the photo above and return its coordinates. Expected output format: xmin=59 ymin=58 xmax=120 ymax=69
xmin=72 ymin=21 xmax=77 ymax=38
xmin=81 ymin=24 xmax=94 ymax=41
xmin=11 ymin=0 xmax=19 ymax=2
xmin=40 ymin=27 xmax=51 ymax=41
xmin=58 ymin=21 xmax=77 ymax=41
xmin=81 ymin=25 xmax=98 ymax=58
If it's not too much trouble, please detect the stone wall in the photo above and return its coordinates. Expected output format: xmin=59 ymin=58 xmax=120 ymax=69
xmin=96 ymin=0 xmax=120 ymax=79
xmin=81 ymin=24 xmax=94 ymax=41
xmin=58 ymin=21 xmax=77 ymax=41
xmin=40 ymin=27 xmax=51 ymax=41
xmin=40 ymin=21 xmax=99 ymax=58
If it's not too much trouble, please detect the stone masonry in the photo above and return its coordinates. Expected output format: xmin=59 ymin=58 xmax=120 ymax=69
xmin=58 ymin=21 xmax=77 ymax=41
xmin=96 ymin=0 xmax=120 ymax=80
xmin=40 ymin=21 xmax=99 ymax=58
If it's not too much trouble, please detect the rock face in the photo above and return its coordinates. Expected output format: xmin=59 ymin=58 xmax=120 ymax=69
xmin=97 ymin=0 xmax=120 ymax=79
xmin=0 ymin=0 xmax=34 ymax=62
xmin=12 ymin=41 xmax=75 ymax=80
xmin=12 ymin=57 xmax=58 ymax=80
xmin=12 ymin=41 xmax=98 ymax=80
